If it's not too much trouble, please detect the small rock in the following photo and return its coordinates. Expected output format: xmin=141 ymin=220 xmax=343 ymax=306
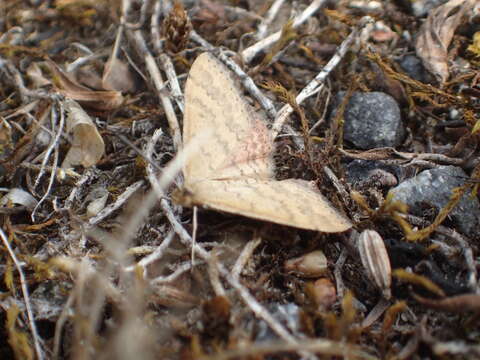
xmin=398 ymin=55 xmax=431 ymax=83
xmin=346 ymin=159 xmax=406 ymax=189
xmin=333 ymin=92 xmax=405 ymax=149
xmin=411 ymin=0 xmax=449 ymax=17
xmin=389 ymin=166 xmax=480 ymax=235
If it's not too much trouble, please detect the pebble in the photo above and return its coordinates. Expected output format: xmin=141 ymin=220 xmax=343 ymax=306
xmin=389 ymin=165 xmax=480 ymax=235
xmin=398 ymin=55 xmax=431 ymax=83
xmin=332 ymin=92 xmax=405 ymax=149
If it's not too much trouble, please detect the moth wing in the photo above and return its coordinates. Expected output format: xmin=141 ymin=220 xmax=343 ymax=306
xmin=183 ymin=53 xmax=274 ymax=183
xmin=186 ymin=179 xmax=352 ymax=232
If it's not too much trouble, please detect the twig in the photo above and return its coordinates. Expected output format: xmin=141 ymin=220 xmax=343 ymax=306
xmin=125 ymin=229 xmax=176 ymax=274
xmin=309 ymin=85 xmax=331 ymax=134
xmin=231 ymin=235 xmax=262 ymax=279
xmin=151 ymin=259 xmax=203 ymax=284
xmin=53 ymin=290 xmax=75 ymax=360
xmin=159 ymin=54 xmax=185 ymax=114
xmin=0 ymin=57 xmax=57 ymax=103
xmin=127 ymin=29 xmax=182 ymax=151
xmin=66 ymin=52 xmax=107 ymax=73
xmin=272 ymin=17 xmax=372 ymax=137
xmin=32 ymin=101 xmax=65 ymax=222
xmin=361 ymin=297 xmax=390 ymax=328
xmin=33 ymin=102 xmax=63 ymax=190
xmin=322 ymin=165 xmax=351 ymax=209
xmin=208 ymin=253 xmax=226 ymax=296
xmin=241 ymin=0 xmax=328 ymax=64
xmin=192 ymin=206 xmax=198 ymax=266
xmin=255 ymin=0 xmax=286 ymax=40
xmin=334 ymin=248 xmax=348 ymax=300
xmin=224 ymin=5 xmax=264 ymax=21
xmin=87 ymin=180 xmax=144 ymax=227
xmin=151 ymin=0 xmax=163 ymax=52
xmin=64 ymin=168 xmax=97 ymax=210
xmin=0 ymin=228 xmax=45 ymax=360
xmin=189 ymin=31 xmax=277 ymax=121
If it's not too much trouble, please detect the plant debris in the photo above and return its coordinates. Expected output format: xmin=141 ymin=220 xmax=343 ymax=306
xmin=1 ymin=0 xmax=480 ymax=359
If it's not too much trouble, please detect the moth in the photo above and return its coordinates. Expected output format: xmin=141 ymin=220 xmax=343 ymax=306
xmin=175 ymin=52 xmax=351 ymax=232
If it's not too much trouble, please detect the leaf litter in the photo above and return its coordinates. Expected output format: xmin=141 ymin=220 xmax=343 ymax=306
xmin=0 ymin=0 xmax=480 ymax=359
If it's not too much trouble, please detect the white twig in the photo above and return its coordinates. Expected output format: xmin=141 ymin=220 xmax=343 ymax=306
xmin=150 ymin=0 xmax=179 ymax=127
xmin=125 ymin=229 xmax=176 ymax=273
xmin=208 ymin=253 xmax=226 ymax=296
xmin=151 ymin=259 xmax=203 ymax=284
xmin=87 ymin=180 xmax=144 ymax=227
xmin=159 ymin=54 xmax=185 ymax=114
xmin=53 ymin=291 xmax=75 ymax=360
xmin=231 ymin=235 xmax=262 ymax=279
xmin=192 ymin=206 xmax=198 ymax=266
xmin=0 ymin=228 xmax=45 ymax=360
xmin=151 ymin=0 xmax=163 ymax=52
xmin=272 ymin=18 xmax=372 ymax=137
xmin=32 ymin=102 xmax=65 ymax=222
xmin=334 ymin=248 xmax=348 ymax=300
xmin=242 ymin=0 xmax=328 ymax=64
xmin=127 ymin=30 xmax=182 ymax=151
xmin=64 ymin=168 xmax=97 ymax=210
xmin=33 ymin=102 xmax=63 ymax=190
xmin=255 ymin=0 xmax=286 ymax=40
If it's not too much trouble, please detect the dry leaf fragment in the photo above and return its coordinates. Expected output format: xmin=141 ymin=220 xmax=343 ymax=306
xmin=0 ymin=188 xmax=38 ymax=210
xmin=358 ymin=230 xmax=392 ymax=299
xmin=284 ymin=250 xmax=329 ymax=278
xmin=415 ymin=0 xmax=476 ymax=83
xmin=61 ymin=99 xmax=105 ymax=168
xmin=47 ymin=60 xmax=124 ymax=110
xmin=102 ymin=57 xmax=136 ymax=93
xmin=176 ymin=53 xmax=352 ymax=232
xmin=26 ymin=62 xmax=51 ymax=88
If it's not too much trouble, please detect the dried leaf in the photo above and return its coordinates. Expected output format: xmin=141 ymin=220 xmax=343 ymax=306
xmin=415 ymin=0 xmax=475 ymax=83
xmin=0 ymin=188 xmax=38 ymax=209
xmin=284 ymin=250 xmax=328 ymax=278
xmin=61 ymin=99 xmax=105 ymax=168
xmin=47 ymin=59 xmax=124 ymax=110
xmin=102 ymin=57 xmax=136 ymax=93
xmin=26 ymin=62 xmax=51 ymax=88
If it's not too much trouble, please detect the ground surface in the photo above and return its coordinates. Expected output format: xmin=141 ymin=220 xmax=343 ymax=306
xmin=1 ymin=0 xmax=480 ymax=359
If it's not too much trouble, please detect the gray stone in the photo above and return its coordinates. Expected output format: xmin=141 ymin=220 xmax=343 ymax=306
xmin=389 ymin=166 xmax=480 ymax=235
xmin=334 ymin=92 xmax=405 ymax=149
xmin=412 ymin=0 xmax=449 ymax=17
xmin=399 ymin=55 xmax=430 ymax=83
